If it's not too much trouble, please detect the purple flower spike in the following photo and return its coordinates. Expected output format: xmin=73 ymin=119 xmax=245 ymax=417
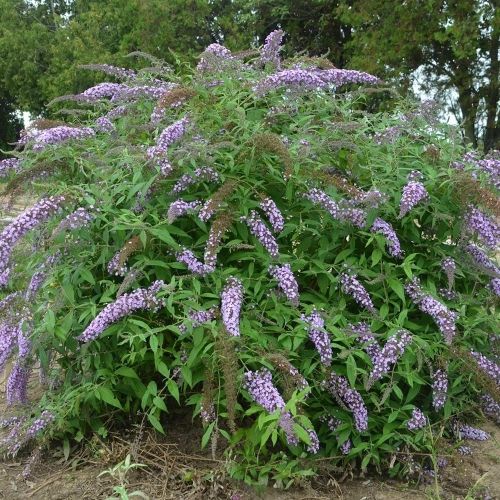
xmin=171 ymin=167 xmax=219 ymax=195
xmin=432 ymin=369 xmax=448 ymax=411
xmin=244 ymin=368 xmax=298 ymax=446
xmin=302 ymin=308 xmax=332 ymax=366
xmin=470 ymin=351 xmax=500 ymax=386
xmin=481 ymin=394 xmax=500 ymax=423
xmin=221 ymin=277 xmax=244 ymax=336
xmin=304 ymin=188 xmax=340 ymax=219
xmin=458 ymin=424 xmax=490 ymax=441
xmin=269 ymin=264 xmax=299 ymax=305
xmin=32 ymin=126 xmax=95 ymax=151
xmin=241 ymin=211 xmax=279 ymax=258
xmin=167 ymin=200 xmax=201 ymax=223
xmin=407 ymin=408 xmax=427 ymax=430
xmin=398 ymin=171 xmax=429 ymax=218
xmin=350 ymin=322 xmax=381 ymax=361
xmin=176 ymin=248 xmax=214 ymax=276
xmin=6 ymin=362 xmax=30 ymax=405
xmin=441 ymin=257 xmax=456 ymax=289
xmin=179 ymin=307 xmax=218 ymax=334
xmin=488 ymin=278 xmax=500 ymax=297
xmin=370 ymin=217 xmax=403 ymax=258
xmin=260 ymin=197 xmax=284 ymax=233
xmin=405 ymin=278 xmax=458 ymax=344
xmin=323 ymin=373 xmax=368 ymax=432
xmin=78 ymin=281 xmax=165 ymax=343
xmin=463 ymin=206 xmax=500 ymax=249
xmin=340 ymin=273 xmax=376 ymax=313
xmin=464 ymin=244 xmax=500 ymax=277
xmin=369 ymin=330 xmax=412 ymax=383
xmin=26 ymin=411 xmax=55 ymax=439
xmin=0 ymin=158 xmax=22 ymax=177
xmin=54 ymin=207 xmax=93 ymax=235
xmin=0 ymin=195 xmax=65 ymax=278
xmin=260 ymin=29 xmax=284 ymax=69
xmin=147 ymin=116 xmax=190 ymax=159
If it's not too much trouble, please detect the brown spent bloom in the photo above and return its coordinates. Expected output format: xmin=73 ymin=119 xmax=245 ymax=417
xmin=216 ymin=331 xmax=239 ymax=433
xmin=453 ymin=172 xmax=500 ymax=217
xmin=251 ymin=132 xmax=293 ymax=179
xmin=158 ymin=87 xmax=197 ymax=109
xmin=2 ymin=162 xmax=62 ymax=208
xmin=263 ymin=351 xmax=307 ymax=399
xmin=199 ymin=180 xmax=237 ymax=222
xmin=118 ymin=235 xmax=143 ymax=268
xmin=204 ymin=210 xmax=233 ymax=268
xmin=311 ymin=168 xmax=364 ymax=199
xmin=201 ymin=365 xmax=216 ymax=426
xmin=283 ymin=56 xmax=336 ymax=70
xmin=27 ymin=119 xmax=72 ymax=131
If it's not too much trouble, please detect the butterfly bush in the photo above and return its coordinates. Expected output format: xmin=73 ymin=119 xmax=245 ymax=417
xmin=458 ymin=424 xmax=490 ymax=441
xmin=405 ymin=278 xmax=457 ymax=344
xmin=407 ymin=408 xmax=427 ymax=430
xmin=0 ymin=158 xmax=22 ymax=177
xmin=260 ymin=29 xmax=284 ymax=69
xmin=398 ymin=170 xmax=429 ymax=218
xmin=324 ymin=373 xmax=368 ymax=432
xmin=269 ymin=264 xmax=299 ymax=305
xmin=31 ymin=126 xmax=95 ymax=151
xmin=463 ymin=205 xmax=500 ymax=249
xmin=0 ymin=195 xmax=65 ymax=279
xmin=260 ymin=197 xmax=284 ymax=233
xmin=302 ymin=308 xmax=332 ymax=366
xmin=2 ymin=30 xmax=500 ymax=482
xmin=221 ymin=277 xmax=244 ymax=336
xmin=432 ymin=369 xmax=448 ymax=411
xmin=241 ymin=211 xmax=280 ymax=257
xmin=77 ymin=281 xmax=165 ymax=343
xmin=340 ymin=272 xmax=376 ymax=313
xmin=369 ymin=330 xmax=412 ymax=384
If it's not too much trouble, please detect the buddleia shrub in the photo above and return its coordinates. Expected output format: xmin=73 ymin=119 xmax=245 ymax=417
xmin=0 ymin=31 xmax=498 ymax=485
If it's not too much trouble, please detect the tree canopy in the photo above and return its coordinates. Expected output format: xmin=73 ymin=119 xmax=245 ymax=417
xmin=0 ymin=0 xmax=498 ymax=152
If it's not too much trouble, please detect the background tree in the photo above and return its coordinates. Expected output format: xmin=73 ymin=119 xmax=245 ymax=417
xmin=338 ymin=0 xmax=500 ymax=152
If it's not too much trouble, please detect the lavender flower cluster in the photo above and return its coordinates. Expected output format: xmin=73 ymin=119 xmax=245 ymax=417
xmin=171 ymin=167 xmax=219 ymax=194
xmin=260 ymin=29 xmax=284 ymax=69
xmin=432 ymin=369 xmax=448 ymax=411
xmin=260 ymin=197 xmax=284 ymax=233
xmin=167 ymin=200 xmax=201 ymax=223
xmin=269 ymin=264 xmax=299 ymax=305
xmin=0 ymin=158 xmax=22 ymax=177
xmin=31 ymin=126 xmax=95 ymax=151
xmin=179 ymin=307 xmax=218 ymax=334
xmin=54 ymin=207 xmax=93 ymax=235
xmin=340 ymin=273 xmax=376 ymax=313
xmin=221 ymin=277 xmax=244 ymax=336
xmin=253 ymin=67 xmax=379 ymax=95
xmin=243 ymin=369 xmax=298 ymax=446
xmin=176 ymin=248 xmax=214 ymax=276
xmin=302 ymin=308 xmax=332 ymax=365
xmin=147 ymin=116 xmax=190 ymax=162
xmin=369 ymin=330 xmax=412 ymax=383
xmin=320 ymin=416 xmax=352 ymax=454
xmin=77 ymin=281 xmax=164 ymax=343
xmin=323 ymin=373 xmax=368 ymax=432
xmin=371 ymin=217 xmax=403 ymax=258
xmin=458 ymin=424 xmax=490 ymax=441
xmin=481 ymin=394 xmax=500 ymax=423
xmin=441 ymin=257 xmax=456 ymax=290
xmin=350 ymin=322 xmax=381 ymax=360
xmin=407 ymin=408 xmax=427 ymax=430
xmin=470 ymin=351 xmax=500 ymax=386
xmin=0 ymin=195 xmax=65 ymax=279
xmin=197 ymin=43 xmax=235 ymax=73
xmin=463 ymin=206 xmax=500 ymax=249
xmin=241 ymin=211 xmax=279 ymax=257
xmin=398 ymin=171 xmax=429 ymax=218
xmin=464 ymin=243 xmax=500 ymax=277
xmin=405 ymin=278 xmax=457 ymax=343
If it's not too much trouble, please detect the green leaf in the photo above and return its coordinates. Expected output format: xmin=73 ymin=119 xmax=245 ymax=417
xmin=167 ymin=379 xmax=180 ymax=404
xmin=346 ymin=355 xmax=357 ymax=386
xmin=97 ymin=386 xmax=122 ymax=409
xmin=148 ymin=413 xmax=165 ymax=434
xmin=115 ymin=367 xmax=140 ymax=379
xmin=201 ymin=421 xmax=216 ymax=449
xmin=388 ymin=278 xmax=405 ymax=302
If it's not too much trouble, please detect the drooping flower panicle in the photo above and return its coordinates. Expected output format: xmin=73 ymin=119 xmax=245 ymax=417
xmin=221 ymin=277 xmax=244 ymax=336
xmin=302 ymin=308 xmax=332 ymax=366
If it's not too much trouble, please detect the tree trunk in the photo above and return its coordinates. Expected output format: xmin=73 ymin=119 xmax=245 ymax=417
xmin=455 ymin=62 xmax=479 ymax=149
xmin=483 ymin=30 xmax=499 ymax=153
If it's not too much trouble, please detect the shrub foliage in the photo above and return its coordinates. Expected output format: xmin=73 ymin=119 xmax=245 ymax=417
xmin=0 ymin=32 xmax=499 ymax=485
